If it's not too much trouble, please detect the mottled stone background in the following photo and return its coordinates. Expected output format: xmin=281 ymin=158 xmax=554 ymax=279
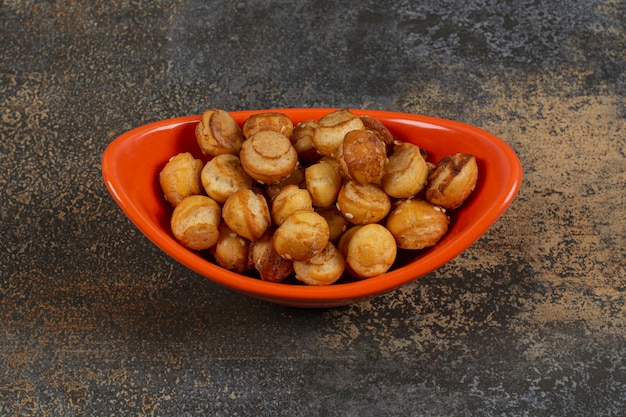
xmin=1 ymin=0 xmax=625 ymax=416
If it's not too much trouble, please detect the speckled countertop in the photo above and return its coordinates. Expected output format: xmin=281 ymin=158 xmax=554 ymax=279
xmin=1 ymin=1 xmax=625 ymax=416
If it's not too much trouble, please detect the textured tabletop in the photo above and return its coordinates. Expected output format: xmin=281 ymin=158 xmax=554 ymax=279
xmin=1 ymin=1 xmax=625 ymax=415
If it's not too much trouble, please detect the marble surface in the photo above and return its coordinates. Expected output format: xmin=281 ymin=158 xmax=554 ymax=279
xmin=1 ymin=0 xmax=625 ymax=415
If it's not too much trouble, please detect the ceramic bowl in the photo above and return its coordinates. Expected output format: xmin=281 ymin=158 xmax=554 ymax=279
xmin=102 ymin=109 xmax=522 ymax=307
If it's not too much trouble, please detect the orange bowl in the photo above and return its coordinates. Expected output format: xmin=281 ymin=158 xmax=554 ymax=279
xmin=102 ymin=109 xmax=522 ymax=307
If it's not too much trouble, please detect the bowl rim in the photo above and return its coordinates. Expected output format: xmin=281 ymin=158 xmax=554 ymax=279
xmin=102 ymin=108 xmax=522 ymax=306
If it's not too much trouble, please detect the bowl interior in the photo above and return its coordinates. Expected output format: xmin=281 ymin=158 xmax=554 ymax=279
xmin=102 ymin=109 xmax=522 ymax=307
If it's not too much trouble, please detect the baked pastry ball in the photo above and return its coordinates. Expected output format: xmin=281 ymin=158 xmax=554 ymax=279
xmin=359 ymin=115 xmax=395 ymax=154
xmin=305 ymin=157 xmax=342 ymax=208
xmin=195 ymin=109 xmax=244 ymax=156
xmin=213 ymin=222 xmax=249 ymax=273
xmin=336 ymin=180 xmax=391 ymax=225
xmin=345 ymin=223 xmax=397 ymax=279
xmin=426 ymin=153 xmax=478 ymax=209
xmin=316 ymin=206 xmax=349 ymax=242
xmin=291 ymin=119 xmax=320 ymax=164
xmin=222 ymin=188 xmax=271 ymax=241
xmin=159 ymin=152 xmax=204 ymax=206
xmin=170 ymin=195 xmax=221 ymax=251
xmin=240 ymin=130 xmax=298 ymax=184
xmin=200 ymin=153 xmax=254 ymax=204
xmin=273 ymin=210 xmax=330 ymax=261
xmin=271 ymin=184 xmax=313 ymax=226
xmin=249 ymin=230 xmax=294 ymax=283
xmin=294 ymin=242 xmax=345 ymax=286
xmin=242 ymin=112 xmax=294 ymax=140
xmin=385 ymin=199 xmax=449 ymax=249
xmin=312 ymin=109 xmax=365 ymax=157
xmin=381 ymin=142 xmax=429 ymax=198
xmin=336 ymin=129 xmax=387 ymax=185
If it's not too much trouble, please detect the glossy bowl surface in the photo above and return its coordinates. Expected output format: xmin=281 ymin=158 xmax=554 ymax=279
xmin=102 ymin=109 xmax=522 ymax=307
